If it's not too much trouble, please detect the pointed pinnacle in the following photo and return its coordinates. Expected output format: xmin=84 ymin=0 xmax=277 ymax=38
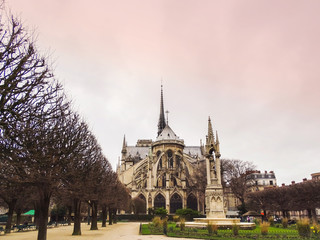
xmin=216 ymin=130 xmax=219 ymax=144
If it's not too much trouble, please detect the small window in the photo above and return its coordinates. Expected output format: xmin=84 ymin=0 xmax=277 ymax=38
xmin=270 ymin=180 xmax=273 ymax=185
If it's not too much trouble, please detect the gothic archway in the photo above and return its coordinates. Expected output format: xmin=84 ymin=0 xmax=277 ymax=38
xmin=170 ymin=193 xmax=182 ymax=213
xmin=187 ymin=193 xmax=198 ymax=211
xmin=138 ymin=194 xmax=147 ymax=214
xmin=154 ymin=193 xmax=165 ymax=209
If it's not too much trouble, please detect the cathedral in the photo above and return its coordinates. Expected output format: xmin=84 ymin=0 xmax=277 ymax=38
xmin=117 ymin=86 xmax=221 ymax=214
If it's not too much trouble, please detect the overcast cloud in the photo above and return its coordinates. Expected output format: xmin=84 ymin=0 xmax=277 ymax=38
xmin=6 ymin=0 xmax=320 ymax=185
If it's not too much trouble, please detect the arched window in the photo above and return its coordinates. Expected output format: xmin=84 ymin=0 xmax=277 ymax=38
xmin=157 ymin=174 xmax=166 ymax=188
xmin=176 ymin=155 xmax=181 ymax=167
xmin=170 ymin=193 xmax=182 ymax=213
xmin=157 ymin=151 xmax=161 ymax=158
xmin=157 ymin=151 xmax=162 ymax=170
xmin=162 ymin=174 xmax=166 ymax=188
xmin=170 ymin=175 xmax=177 ymax=187
xmin=187 ymin=193 xmax=198 ymax=211
xmin=154 ymin=193 xmax=166 ymax=209
xmin=158 ymin=158 xmax=162 ymax=169
xmin=168 ymin=150 xmax=173 ymax=168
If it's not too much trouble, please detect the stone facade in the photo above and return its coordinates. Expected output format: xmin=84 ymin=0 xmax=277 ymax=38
xmin=117 ymin=86 xmax=222 ymax=214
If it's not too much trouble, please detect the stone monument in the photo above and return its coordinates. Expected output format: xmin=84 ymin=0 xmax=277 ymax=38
xmin=191 ymin=117 xmax=255 ymax=229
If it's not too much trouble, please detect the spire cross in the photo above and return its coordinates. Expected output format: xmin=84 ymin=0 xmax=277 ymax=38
xmin=165 ymin=110 xmax=169 ymax=125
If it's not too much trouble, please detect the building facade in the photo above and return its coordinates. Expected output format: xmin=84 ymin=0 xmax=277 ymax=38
xmin=247 ymin=170 xmax=277 ymax=191
xmin=117 ymin=86 xmax=221 ymax=214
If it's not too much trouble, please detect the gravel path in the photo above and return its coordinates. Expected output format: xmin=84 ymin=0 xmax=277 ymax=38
xmin=2 ymin=222 xmax=196 ymax=240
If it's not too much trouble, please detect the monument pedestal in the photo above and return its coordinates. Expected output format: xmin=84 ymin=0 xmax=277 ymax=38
xmin=205 ymin=179 xmax=226 ymax=218
xmin=185 ymin=218 xmax=255 ymax=229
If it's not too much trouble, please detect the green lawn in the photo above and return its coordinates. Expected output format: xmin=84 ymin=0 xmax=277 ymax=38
xmin=141 ymin=223 xmax=314 ymax=239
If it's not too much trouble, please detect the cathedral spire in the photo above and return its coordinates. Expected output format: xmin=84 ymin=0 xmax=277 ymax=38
xmin=157 ymin=85 xmax=166 ymax=136
xmin=205 ymin=116 xmax=215 ymax=154
xmin=121 ymin=135 xmax=127 ymax=155
xmin=207 ymin=116 xmax=215 ymax=145
xmin=215 ymin=130 xmax=219 ymax=144
xmin=215 ymin=130 xmax=221 ymax=157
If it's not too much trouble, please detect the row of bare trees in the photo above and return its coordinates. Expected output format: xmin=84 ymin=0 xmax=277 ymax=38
xmin=221 ymin=160 xmax=320 ymax=222
xmin=247 ymin=180 xmax=320 ymax=222
xmin=0 ymin=6 xmax=129 ymax=240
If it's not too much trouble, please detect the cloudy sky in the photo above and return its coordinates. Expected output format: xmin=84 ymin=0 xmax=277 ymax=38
xmin=6 ymin=0 xmax=320 ymax=185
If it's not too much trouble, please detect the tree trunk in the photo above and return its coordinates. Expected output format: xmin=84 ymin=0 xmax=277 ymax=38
xmin=16 ymin=208 xmax=22 ymax=226
xmin=307 ymin=209 xmax=312 ymax=220
xmin=5 ymin=200 xmax=17 ymax=233
xmin=113 ymin=208 xmax=117 ymax=224
xmin=72 ymin=198 xmax=81 ymax=235
xmin=55 ymin=211 xmax=58 ymax=226
xmin=67 ymin=205 xmax=72 ymax=225
xmin=34 ymin=202 xmax=40 ymax=228
xmin=87 ymin=205 xmax=91 ymax=225
xmin=311 ymin=208 xmax=317 ymax=223
xmin=90 ymin=201 xmax=98 ymax=230
xmin=101 ymin=205 xmax=107 ymax=227
xmin=108 ymin=206 xmax=113 ymax=225
xmin=262 ymin=209 xmax=267 ymax=222
xmin=37 ymin=191 xmax=51 ymax=240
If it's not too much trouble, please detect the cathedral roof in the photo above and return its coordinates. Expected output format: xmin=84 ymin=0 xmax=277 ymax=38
xmin=156 ymin=124 xmax=183 ymax=142
xmin=184 ymin=146 xmax=203 ymax=158
xmin=126 ymin=146 xmax=150 ymax=159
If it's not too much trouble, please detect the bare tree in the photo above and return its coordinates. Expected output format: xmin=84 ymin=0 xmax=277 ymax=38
xmin=290 ymin=181 xmax=320 ymax=222
xmin=246 ymin=189 xmax=272 ymax=221
xmin=187 ymin=162 xmax=206 ymax=212
xmin=0 ymin=13 xmax=59 ymax=128
xmin=221 ymin=159 xmax=255 ymax=214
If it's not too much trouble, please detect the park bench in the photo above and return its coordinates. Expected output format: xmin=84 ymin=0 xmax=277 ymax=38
xmin=58 ymin=221 xmax=69 ymax=226
xmin=27 ymin=224 xmax=36 ymax=230
xmin=47 ymin=221 xmax=56 ymax=228
xmin=16 ymin=224 xmax=29 ymax=231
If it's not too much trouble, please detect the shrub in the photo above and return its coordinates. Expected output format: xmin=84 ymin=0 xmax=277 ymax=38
xmin=254 ymin=218 xmax=261 ymax=226
xmin=282 ymin=218 xmax=288 ymax=228
xmin=232 ymin=223 xmax=239 ymax=236
xmin=311 ymin=224 xmax=320 ymax=238
xmin=152 ymin=216 xmax=162 ymax=228
xmin=274 ymin=223 xmax=281 ymax=228
xmin=268 ymin=216 xmax=274 ymax=227
xmin=148 ymin=208 xmax=155 ymax=215
xmin=208 ymin=223 xmax=218 ymax=235
xmin=175 ymin=208 xmax=200 ymax=221
xmin=154 ymin=207 xmax=167 ymax=218
xmin=173 ymin=215 xmax=180 ymax=222
xmin=297 ymin=218 xmax=310 ymax=238
xmin=180 ymin=218 xmax=185 ymax=231
xmin=260 ymin=222 xmax=270 ymax=235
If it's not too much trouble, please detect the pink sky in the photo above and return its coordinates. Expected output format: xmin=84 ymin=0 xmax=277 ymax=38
xmin=6 ymin=0 xmax=320 ymax=185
